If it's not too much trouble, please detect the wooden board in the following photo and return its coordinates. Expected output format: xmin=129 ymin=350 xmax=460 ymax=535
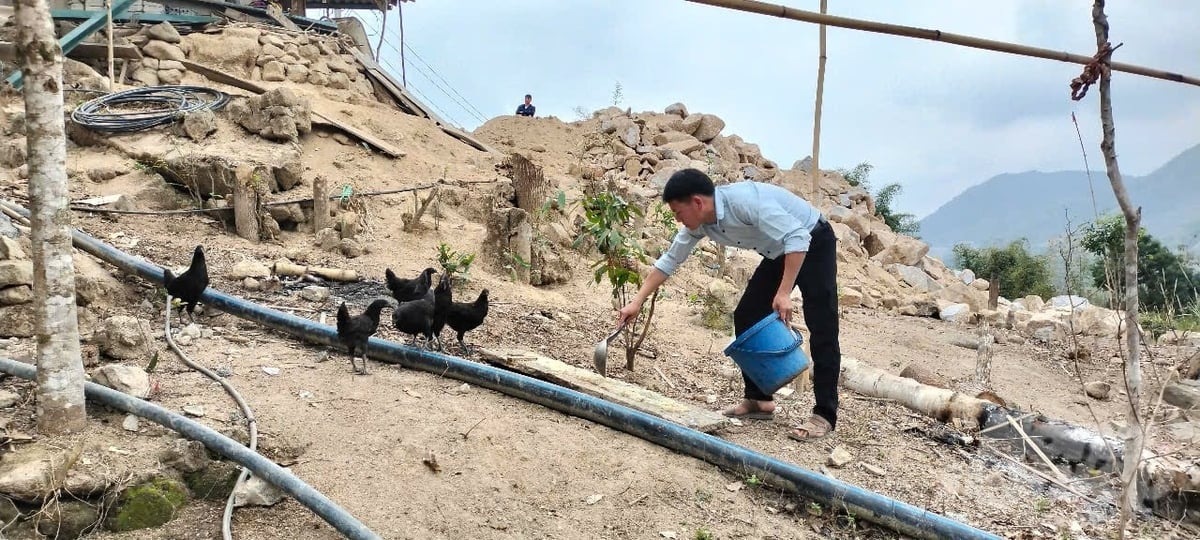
xmin=0 ymin=42 xmax=142 ymax=62
xmin=480 ymin=348 xmax=730 ymax=433
xmin=178 ymin=60 xmax=404 ymax=159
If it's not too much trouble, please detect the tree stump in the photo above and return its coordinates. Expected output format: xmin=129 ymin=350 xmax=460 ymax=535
xmin=312 ymin=176 xmax=330 ymax=233
xmin=233 ymin=165 xmax=264 ymax=241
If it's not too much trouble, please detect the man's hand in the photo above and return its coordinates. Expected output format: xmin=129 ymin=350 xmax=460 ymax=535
xmin=617 ymin=300 xmax=643 ymax=327
xmin=772 ymin=292 xmax=793 ymax=324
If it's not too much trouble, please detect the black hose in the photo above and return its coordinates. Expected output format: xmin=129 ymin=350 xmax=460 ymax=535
xmin=69 ymin=85 xmax=230 ymax=133
xmin=0 ymin=200 xmax=1000 ymax=539
xmin=0 ymin=358 xmax=380 ymax=540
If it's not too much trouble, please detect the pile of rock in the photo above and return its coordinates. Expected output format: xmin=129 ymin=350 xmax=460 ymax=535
xmin=567 ymin=103 xmax=780 ymax=191
xmin=121 ymin=22 xmax=376 ymax=99
xmin=0 ymin=222 xmax=128 ymax=338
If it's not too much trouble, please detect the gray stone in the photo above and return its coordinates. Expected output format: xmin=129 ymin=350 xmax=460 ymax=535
xmin=142 ymin=40 xmax=185 ymax=61
xmin=146 ymin=21 xmax=182 ymax=44
xmin=232 ymin=473 xmax=286 ymax=507
xmin=98 ymin=316 xmax=150 ymax=360
xmin=0 ymin=260 xmax=32 ymax=288
xmin=92 ymin=364 xmax=151 ymax=398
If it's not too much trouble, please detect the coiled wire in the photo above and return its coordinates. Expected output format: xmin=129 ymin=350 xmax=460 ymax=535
xmin=70 ymin=85 xmax=231 ymax=133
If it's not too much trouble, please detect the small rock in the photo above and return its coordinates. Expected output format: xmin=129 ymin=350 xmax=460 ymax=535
xmin=160 ymin=439 xmax=211 ymax=473
xmin=299 ymin=286 xmax=329 ymax=302
xmin=1084 ymin=381 xmax=1111 ymax=400
xmin=182 ymin=405 xmax=206 ymax=417
xmin=232 ymin=473 xmax=286 ymax=507
xmin=704 ymin=394 xmax=717 ymax=404
xmin=181 ymin=324 xmax=202 ymax=339
xmin=92 ymin=364 xmax=151 ymax=398
xmin=0 ymin=260 xmax=33 ymax=288
xmin=146 ymin=21 xmax=182 ymax=43
xmin=180 ymin=109 xmax=217 ymax=141
xmin=724 ymin=481 xmax=743 ymax=492
xmin=0 ymin=390 xmax=19 ymax=408
xmin=861 ymin=463 xmax=886 ymax=476
xmin=262 ymin=367 xmax=280 ymax=376
xmin=242 ymin=277 xmax=260 ymax=291
xmin=122 ymin=414 xmax=139 ymax=432
xmin=227 ymin=260 xmax=271 ymax=280
xmin=456 ymin=383 xmax=471 ymax=394
xmin=827 ymin=446 xmax=853 ymax=468
xmin=585 ymin=494 xmax=603 ymax=505
xmin=0 ymin=285 xmax=32 ymax=305
xmin=142 ymin=40 xmax=185 ymax=61
xmin=338 ymin=238 xmax=363 ymax=258
xmin=0 ymin=237 xmax=25 ymax=260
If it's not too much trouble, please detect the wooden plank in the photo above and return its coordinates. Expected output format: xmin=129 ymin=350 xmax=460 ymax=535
xmin=49 ymin=9 xmax=217 ymax=24
xmin=311 ymin=110 xmax=405 ymax=158
xmin=179 ymin=60 xmax=403 ymax=158
xmin=74 ymin=194 xmax=123 ymax=206
xmin=0 ymin=42 xmax=142 ymax=62
xmin=479 ymin=348 xmax=731 ymax=433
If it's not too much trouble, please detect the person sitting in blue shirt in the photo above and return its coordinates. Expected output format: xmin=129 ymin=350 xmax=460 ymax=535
xmin=516 ymin=94 xmax=535 ymax=117
xmin=617 ymin=168 xmax=842 ymax=441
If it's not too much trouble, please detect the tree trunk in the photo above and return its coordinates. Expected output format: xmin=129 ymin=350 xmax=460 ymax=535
xmin=15 ymin=0 xmax=88 ymax=434
xmin=1088 ymin=2 xmax=1144 ymax=534
xmin=808 ymin=0 xmax=828 ymax=201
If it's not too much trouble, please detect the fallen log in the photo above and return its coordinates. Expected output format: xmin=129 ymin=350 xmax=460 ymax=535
xmin=842 ymin=357 xmax=992 ymax=428
xmin=842 ymin=356 xmax=1200 ymax=520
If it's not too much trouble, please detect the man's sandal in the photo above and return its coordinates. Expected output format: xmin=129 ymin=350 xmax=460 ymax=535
xmin=787 ymin=415 xmax=832 ymax=441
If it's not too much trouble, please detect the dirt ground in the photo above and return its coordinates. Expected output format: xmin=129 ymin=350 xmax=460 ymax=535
xmin=0 ymin=70 xmax=1196 ymax=540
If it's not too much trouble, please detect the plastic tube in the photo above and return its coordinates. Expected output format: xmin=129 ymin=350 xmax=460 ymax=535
xmin=0 ymin=200 xmax=1000 ymax=539
xmin=0 ymin=357 xmax=380 ymax=540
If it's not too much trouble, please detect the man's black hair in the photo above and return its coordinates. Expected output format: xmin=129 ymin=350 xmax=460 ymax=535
xmin=661 ymin=168 xmax=715 ymax=202
xmin=525 ymin=94 xmax=532 ymax=99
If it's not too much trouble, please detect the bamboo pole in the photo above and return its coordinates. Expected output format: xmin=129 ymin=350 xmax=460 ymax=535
xmin=809 ymin=0 xmax=826 ymax=201
xmin=684 ymin=0 xmax=1200 ymax=88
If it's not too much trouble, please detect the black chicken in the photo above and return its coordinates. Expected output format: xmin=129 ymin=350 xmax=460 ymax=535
xmin=445 ymin=288 xmax=489 ymax=354
xmin=390 ymin=289 xmax=435 ymax=348
xmin=392 ymin=275 xmax=453 ymax=350
xmin=163 ymin=245 xmax=209 ymax=325
xmin=430 ymin=274 xmax=453 ymax=349
xmin=336 ymin=299 xmax=391 ymax=375
xmin=384 ymin=267 xmax=437 ymax=303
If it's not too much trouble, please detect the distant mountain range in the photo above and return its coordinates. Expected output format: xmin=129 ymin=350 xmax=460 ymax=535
xmin=918 ymin=143 xmax=1200 ymax=266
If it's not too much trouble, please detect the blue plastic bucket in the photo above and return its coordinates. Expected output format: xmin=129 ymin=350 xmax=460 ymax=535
xmin=723 ymin=312 xmax=811 ymax=396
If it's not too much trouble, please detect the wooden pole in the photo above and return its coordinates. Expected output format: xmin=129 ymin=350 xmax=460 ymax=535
xmin=809 ymin=0 xmax=827 ymax=201
xmin=104 ymin=0 xmax=113 ymax=87
xmin=684 ymin=0 xmax=1200 ymax=88
xmin=312 ymin=176 xmax=330 ymax=232
xmin=1085 ymin=1 xmax=1143 ymax=534
xmin=398 ymin=0 xmax=406 ymax=87
xmin=988 ymin=275 xmax=999 ymax=310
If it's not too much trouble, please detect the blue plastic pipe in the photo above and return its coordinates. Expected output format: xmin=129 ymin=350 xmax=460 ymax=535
xmin=18 ymin=200 xmax=999 ymax=540
xmin=0 ymin=357 xmax=380 ymax=540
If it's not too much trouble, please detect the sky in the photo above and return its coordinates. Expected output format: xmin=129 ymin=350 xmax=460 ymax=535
xmin=338 ymin=1 xmax=1200 ymax=219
